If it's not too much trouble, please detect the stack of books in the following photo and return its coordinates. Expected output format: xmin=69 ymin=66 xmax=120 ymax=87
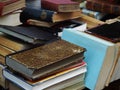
xmin=0 ymin=0 xmax=25 ymax=16
xmin=3 ymin=39 xmax=87 ymax=90
xmin=62 ymin=21 xmax=120 ymax=90
xmin=20 ymin=0 xmax=87 ymax=36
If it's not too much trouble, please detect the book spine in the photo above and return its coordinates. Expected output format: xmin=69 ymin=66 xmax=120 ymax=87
xmin=41 ymin=0 xmax=59 ymax=12
xmin=86 ymin=0 xmax=120 ymax=15
xmin=0 ymin=3 xmax=4 ymax=16
xmin=20 ymin=8 xmax=55 ymax=23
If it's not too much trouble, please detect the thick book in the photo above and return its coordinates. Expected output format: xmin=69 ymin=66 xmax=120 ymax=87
xmin=6 ymin=40 xmax=86 ymax=80
xmin=20 ymin=7 xmax=81 ymax=23
xmin=85 ymin=21 xmax=120 ymax=43
xmin=62 ymin=28 xmax=117 ymax=90
xmin=0 ymin=25 xmax=57 ymax=44
xmin=86 ymin=0 xmax=120 ymax=15
xmin=0 ymin=64 xmax=8 ymax=89
xmin=0 ymin=0 xmax=25 ymax=16
xmin=44 ymin=73 xmax=85 ymax=90
xmin=0 ymin=33 xmax=34 ymax=51
xmin=85 ymin=21 xmax=120 ymax=86
xmin=41 ymin=0 xmax=80 ymax=12
xmin=3 ymin=62 xmax=87 ymax=90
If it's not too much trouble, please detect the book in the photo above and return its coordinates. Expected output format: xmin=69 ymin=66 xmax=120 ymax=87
xmin=85 ymin=21 xmax=120 ymax=43
xmin=74 ymin=13 xmax=105 ymax=29
xmin=81 ymin=8 xmax=106 ymax=20
xmin=41 ymin=0 xmax=80 ymax=12
xmin=0 ymin=32 xmax=34 ymax=51
xmin=61 ymin=28 xmax=117 ymax=90
xmin=6 ymin=39 xmax=86 ymax=80
xmin=0 ymin=0 xmax=25 ymax=16
xmin=20 ymin=7 xmax=81 ymax=23
xmin=0 ymin=64 xmax=8 ymax=89
xmin=0 ymin=25 xmax=57 ymax=44
xmin=86 ymin=0 xmax=120 ymax=15
xmin=61 ymin=81 xmax=85 ymax=90
xmin=3 ymin=62 xmax=87 ymax=90
xmin=0 ymin=11 xmax=21 ymax=26
xmin=84 ymin=21 xmax=120 ymax=86
xmin=44 ymin=73 xmax=85 ymax=90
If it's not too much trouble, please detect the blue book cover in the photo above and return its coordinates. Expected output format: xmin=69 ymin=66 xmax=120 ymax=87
xmin=61 ymin=28 xmax=116 ymax=90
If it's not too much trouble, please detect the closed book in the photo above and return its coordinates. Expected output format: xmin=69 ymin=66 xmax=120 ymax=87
xmin=86 ymin=0 xmax=120 ymax=15
xmin=62 ymin=28 xmax=117 ymax=90
xmin=3 ymin=62 xmax=87 ymax=90
xmin=44 ymin=73 xmax=85 ymax=90
xmin=85 ymin=21 xmax=120 ymax=43
xmin=6 ymin=40 xmax=86 ymax=80
xmin=0 ymin=25 xmax=57 ymax=44
xmin=0 ymin=0 xmax=25 ymax=16
xmin=20 ymin=7 xmax=81 ymax=23
xmin=41 ymin=0 xmax=80 ymax=12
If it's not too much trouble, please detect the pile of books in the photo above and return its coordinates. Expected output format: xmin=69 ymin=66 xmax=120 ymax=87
xmin=0 ymin=0 xmax=88 ymax=90
xmin=62 ymin=21 xmax=120 ymax=90
xmin=3 ymin=39 xmax=87 ymax=90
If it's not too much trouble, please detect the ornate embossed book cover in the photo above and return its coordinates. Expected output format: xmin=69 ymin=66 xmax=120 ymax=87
xmin=6 ymin=39 xmax=86 ymax=80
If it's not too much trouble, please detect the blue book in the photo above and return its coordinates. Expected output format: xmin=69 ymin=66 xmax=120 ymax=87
xmin=61 ymin=28 xmax=117 ymax=90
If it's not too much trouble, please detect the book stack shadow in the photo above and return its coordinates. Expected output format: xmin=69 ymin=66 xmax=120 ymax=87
xmin=0 ymin=0 xmax=88 ymax=90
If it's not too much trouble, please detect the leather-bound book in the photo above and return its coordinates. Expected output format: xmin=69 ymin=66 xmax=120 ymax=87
xmin=85 ymin=21 xmax=120 ymax=43
xmin=20 ymin=7 xmax=81 ymax=23
xmin=41 ymin=0 xmax=80 ymax=12
xmin=86 ymin=0 xmax=120 ymax=15
xmin=0 ymin=25 xmax=57 ymax=44
xmin=6 ymin=39 xmax=86 ymax=80
xmin=0 ymin=0 xmax=25 ymax=16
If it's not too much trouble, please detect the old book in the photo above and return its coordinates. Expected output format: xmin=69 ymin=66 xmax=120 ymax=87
xmin=3 ymin=61 xmax=87 ymax=90
xmin=62 ymin=28 xmax=117 ymax=90
xmin=44 ymin=73 xmax=85 ymax=90
xmin=41 ymin=0 xmax=80 ymax=12
xmin=6 ymin=40 xmax=86 ymax=80
xmin=85 ymin=21 xmax=120 ymax=43
xmin=20 ymin=7 xmax=81 ymax=23
xmin=74 ymin=13 xmax=105 ymax=29
xmin=86 ymin=0 xmax=120 ymax=15
xmin=0 ymin=0 xmax=25 ymax=16
xmin=84 ymin=21 xmax=120 ymax=86
xmin=0 ymin=33 xmax=34 ymax=51
xmin=0 ymin=64 xmax=8 ymax=89
xmin=0 ymin=25 xmax=57 ymax=44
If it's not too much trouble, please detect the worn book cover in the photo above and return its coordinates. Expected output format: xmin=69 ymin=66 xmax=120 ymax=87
xmin=20 ymin=7 xmax=81 ymax=23
xmin=86 ymin=0 xmax=120 ymax=15
xmin=85 ymin=21 xmax=120 ymax=43
xmin=41 ymin=0 xmax=80 ymax=12
xmin=6 ymin=39 xmax=86 ymax=80
xmin=0 ymin=0 xmax=25 ymax=16
xmin=0 ymin=25 xmax=57 ymax=44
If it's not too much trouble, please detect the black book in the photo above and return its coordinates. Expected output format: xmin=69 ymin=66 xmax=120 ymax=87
xmin=0 ymin=25 xmax=58 ymax=44
xmin=85 ymin=21 xmax=120 ymax=43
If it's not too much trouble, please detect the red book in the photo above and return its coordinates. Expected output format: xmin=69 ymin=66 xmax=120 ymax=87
xmin=0 ymin=0 xmax=25 ymax=16
xmin=41 ymin=0 xmax=80 ymax=12
xmin=86 ymin=0 xmax=120 ymax=15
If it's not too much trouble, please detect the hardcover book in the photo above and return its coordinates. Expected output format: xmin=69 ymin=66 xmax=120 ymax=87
xmin=85 ymin=21 xmax=120 ymax=43
xmin=0 ymin=0 xmax=25 ymax=16
xmin=0 ymin=25 xmax=57 ymax=44
xmin=20 ymin=7 xmax=81 ymax=23
xmin=6 ymin=40 xmax=86 ymax=80
xmin=62 ymin=28 xmax=117 ymax=90
xmin=86 ymin=0 xmax=120 ymax=15
xmin=3 ymin=61 xmax=87 ymax=90
xmin=41 ymin=0 xmax=80 ymax=12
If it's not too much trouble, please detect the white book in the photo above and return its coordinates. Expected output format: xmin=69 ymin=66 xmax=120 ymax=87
xmin=3 ymin=63 xmax=86 ymax=90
